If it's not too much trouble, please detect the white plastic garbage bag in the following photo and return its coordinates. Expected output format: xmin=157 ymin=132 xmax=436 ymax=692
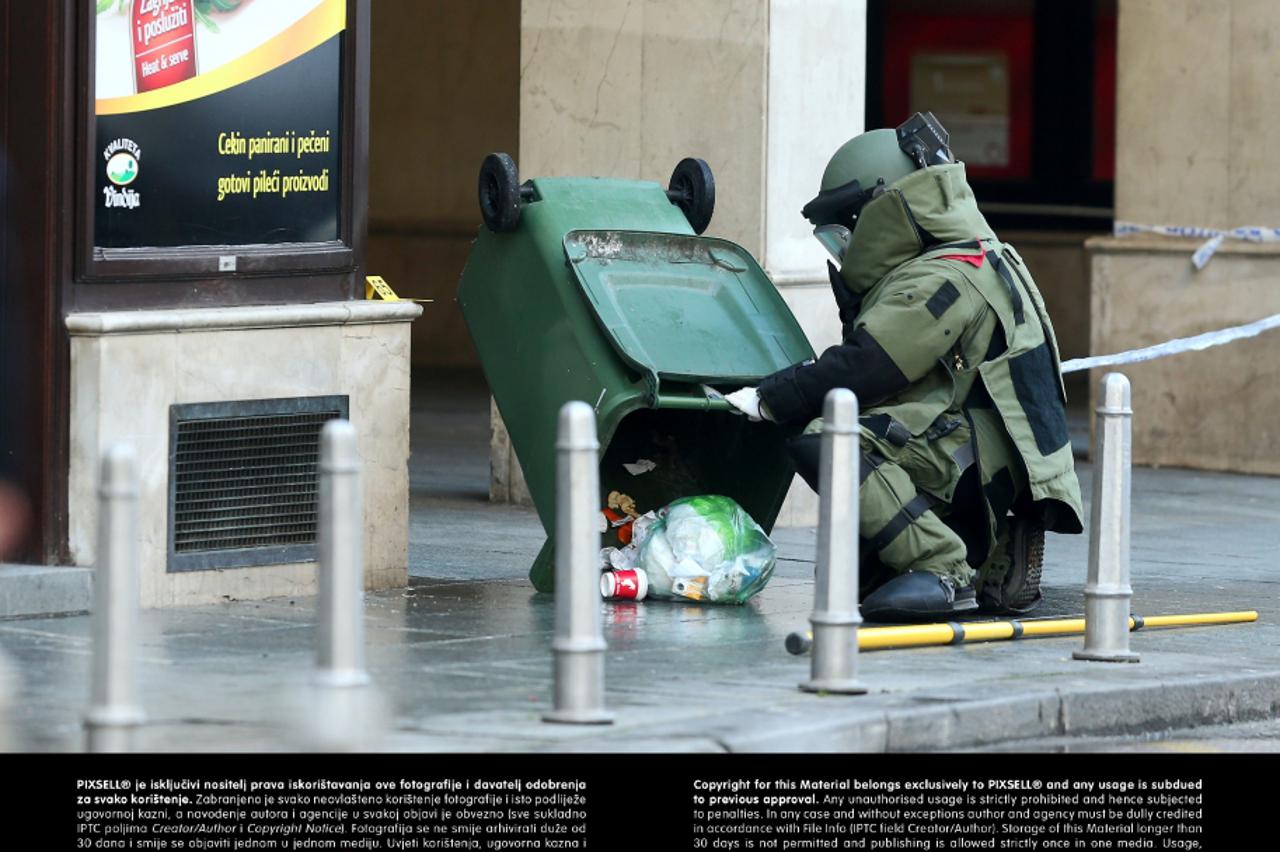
xmin=637 ymin=495 xmax=776 ymax=605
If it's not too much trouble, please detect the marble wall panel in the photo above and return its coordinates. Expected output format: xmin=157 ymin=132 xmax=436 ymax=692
xmin=638 ymin=0 xmax=769 ymax=255
xmin=1101 ymin=0 xmax=1280 ymax=474
xmin=1115 ymin=0 xmax=1231 ymax=228
xmin=1089 ymin=240 xmax=1280 ymax=474
xmin=520 ymin=0 xmax=646 ymax=181
xmin=1226 ymin=0 xmax=1280 ymax=226
xmin=68 ymin=309 xmax=417 ymax=607
xmin=340 ymin=321 xmax=414 ymax=588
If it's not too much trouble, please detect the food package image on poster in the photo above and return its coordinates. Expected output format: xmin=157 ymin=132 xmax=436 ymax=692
xmin=909 ymin=52 xmax=1011 ymax=169
xmin=94 ymin=0 xmax=345 ymax=249
xmin=129 ymin=0 xmax=199 ymax=93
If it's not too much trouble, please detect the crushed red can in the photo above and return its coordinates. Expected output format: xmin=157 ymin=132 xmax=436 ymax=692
xmin=600 ymin=568 xmax=648 ymax=601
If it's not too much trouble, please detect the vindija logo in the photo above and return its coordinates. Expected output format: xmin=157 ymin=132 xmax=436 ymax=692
xmin=102 ymin=138 xmax=142 ymax=210
xmin=106 ymin=152 xmax=138 ymax=186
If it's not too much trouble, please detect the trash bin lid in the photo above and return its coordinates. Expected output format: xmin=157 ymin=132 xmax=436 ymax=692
xmin=565 ymin=230 xmax=814 ymax=386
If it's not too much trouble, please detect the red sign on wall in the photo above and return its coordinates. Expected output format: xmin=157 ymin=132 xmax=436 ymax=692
xmin=883 ymin=12 xmax=1034 ymax=181
xmin=132 ymin=0 xmax=198 ymax=94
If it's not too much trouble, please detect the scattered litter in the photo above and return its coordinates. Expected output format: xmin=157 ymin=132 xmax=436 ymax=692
xmin=622 ymin=458 xmax=658 ymax=476
xmin=600 ymin=491 xmax=645 ymax=545
xmin=599 ymin=507 xmax=630 ymax=538
xmin=599 ymin=511 xmax=658 ymax=570
xmin=600 ymin=568 xmax=648 ymax=600
xmin=608 ymin=491 xmax=639 ymax=517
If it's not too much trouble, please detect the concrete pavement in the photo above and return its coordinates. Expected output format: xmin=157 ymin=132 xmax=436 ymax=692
xmin=970 ymin=717 xmax=1280 ymax=753
xmin=0 ymin=373 xmax=1276 ymax=752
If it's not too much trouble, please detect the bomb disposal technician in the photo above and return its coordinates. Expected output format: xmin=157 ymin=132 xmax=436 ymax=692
xmin=726 ymin=114 xmax=1083 ymax=621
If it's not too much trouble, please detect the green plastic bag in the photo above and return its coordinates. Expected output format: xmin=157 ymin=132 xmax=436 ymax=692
xmin=637 ymin=495 xmax=777 ymax=605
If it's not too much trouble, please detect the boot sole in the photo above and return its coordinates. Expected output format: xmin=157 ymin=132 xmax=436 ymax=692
xmin=1005 ymin=523 xmax=1045 ymax=613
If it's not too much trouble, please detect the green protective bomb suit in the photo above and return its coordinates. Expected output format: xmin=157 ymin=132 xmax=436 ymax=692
xmin=755 ymin=154 xmax=1084 ymax=617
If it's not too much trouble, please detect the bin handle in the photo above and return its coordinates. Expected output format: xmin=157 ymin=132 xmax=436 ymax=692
xmin=654 ymin=392 xmax=735 ymax=412
xmin=707 ymin=248 xmax=747 ymax=273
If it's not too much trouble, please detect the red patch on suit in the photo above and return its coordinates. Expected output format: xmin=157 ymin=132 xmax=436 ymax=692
xmin=940 ymin=251 xmax=986 ymax=269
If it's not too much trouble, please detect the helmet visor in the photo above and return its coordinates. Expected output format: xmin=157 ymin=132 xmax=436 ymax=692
xmin=813 ymin=224 xmax=851 ymax=264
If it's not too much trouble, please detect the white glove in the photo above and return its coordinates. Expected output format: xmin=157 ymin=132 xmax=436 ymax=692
xmin=725 ymin=387 xmax=773 ymax=422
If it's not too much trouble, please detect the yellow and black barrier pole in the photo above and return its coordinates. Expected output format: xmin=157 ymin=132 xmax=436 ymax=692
xmin=783 ymin=611 xmax=1259 ymax=655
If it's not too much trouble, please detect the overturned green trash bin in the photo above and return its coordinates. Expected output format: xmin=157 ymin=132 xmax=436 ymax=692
xmin=458 ymin=154 xmax=816 ymax=592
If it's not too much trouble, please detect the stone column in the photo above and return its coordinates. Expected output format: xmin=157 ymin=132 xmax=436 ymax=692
xmin=762 ymin=0 xmax=865 ymax=524
xmin=494 ymin=0 xmax=866 ymax=517
xmin=1087 ymin=0 xmax=1280 ymax=474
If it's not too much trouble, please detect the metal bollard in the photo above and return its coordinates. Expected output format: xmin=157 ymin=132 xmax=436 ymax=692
xmin=296 ymin=420 xmax=388 ymax=752
xmin=1074 ymin=373 xmax=1140 ymax=663
xmin=85 ymin=444 xmax=146 ymax=752
xmin=0 ymin=650 xmax=15 ymax=752
xmin=543 ymin=402 xmax=613 ymax=724
xmin=801 ymin=389 xmax=868 ymax=694
xmin=316 ymin=420 xmax=370 ymax=687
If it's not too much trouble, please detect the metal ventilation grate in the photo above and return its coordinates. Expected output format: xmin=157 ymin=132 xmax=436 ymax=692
xmin=167 ymin=396 xmax=349 ymax=572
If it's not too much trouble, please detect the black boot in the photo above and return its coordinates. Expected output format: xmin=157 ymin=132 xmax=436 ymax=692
xmin=861 ymin=571 xmax=977 ymax=622
xmin=978 ymin=518 xmax=1045 ymax=615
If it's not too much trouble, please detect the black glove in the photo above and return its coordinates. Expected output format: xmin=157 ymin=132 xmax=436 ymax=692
xmin=828 ymin=260 xmax=861 ymax=326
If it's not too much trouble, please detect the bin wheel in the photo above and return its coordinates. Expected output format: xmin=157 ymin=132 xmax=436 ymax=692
xmin=667 ymin=157 xmax=715 ymax=234
xmin=479 ymin=152 xmax=521 ymax=233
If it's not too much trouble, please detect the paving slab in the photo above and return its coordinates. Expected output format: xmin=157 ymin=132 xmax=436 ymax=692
xmin=0 ymin=564 xmax=92 ymax=619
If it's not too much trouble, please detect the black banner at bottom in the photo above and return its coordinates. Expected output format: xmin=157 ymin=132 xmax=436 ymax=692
xmin=7 ymin=752 xmax=1263 ymax=850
